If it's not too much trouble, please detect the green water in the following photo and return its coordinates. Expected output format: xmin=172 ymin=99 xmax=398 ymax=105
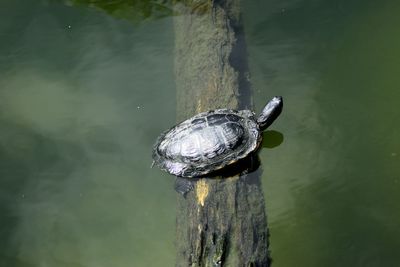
xmin=0 ymin=0 xmax=399 ymax=266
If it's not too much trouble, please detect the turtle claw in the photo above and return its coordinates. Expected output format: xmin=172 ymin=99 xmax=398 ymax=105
xmin=174 ymin=177 xmax=196 ymax=197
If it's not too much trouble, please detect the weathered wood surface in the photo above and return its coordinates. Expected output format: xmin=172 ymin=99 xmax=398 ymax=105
xmin=173 ymin=1 xmax=270 ymax=266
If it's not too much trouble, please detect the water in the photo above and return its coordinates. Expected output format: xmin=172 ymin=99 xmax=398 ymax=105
xmin=0 ymin=0 xmax=399 ymax=266
xmin=245 ymin=1 xmax=400 ymax=266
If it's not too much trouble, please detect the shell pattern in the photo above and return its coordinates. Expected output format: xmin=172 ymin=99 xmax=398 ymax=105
xmin=152 ymin=109 xmax=261 ymax=177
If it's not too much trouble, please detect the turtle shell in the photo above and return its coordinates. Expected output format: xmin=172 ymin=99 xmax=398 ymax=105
xmin=152 ymin=109 xmax=261 ymax=177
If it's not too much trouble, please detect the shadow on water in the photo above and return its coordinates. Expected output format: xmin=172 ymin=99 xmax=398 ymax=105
xmin=262 ymin=130 xmax=284 ymax=149
xmin=211 ymin=132 xmax=285 ymax=179
xmin=7 ymin=0 xmax=400 ymax=266
xmin=242 ymin=0 xmax=400 ymax=266
xmin=176 ymin=132 xmax=285 ymax=196
xmin=177 ymin=129 xmax=285 ymax=181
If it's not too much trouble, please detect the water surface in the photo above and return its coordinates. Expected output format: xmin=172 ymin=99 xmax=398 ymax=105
xmin=0 ymin=0 xmax=399 ymax=266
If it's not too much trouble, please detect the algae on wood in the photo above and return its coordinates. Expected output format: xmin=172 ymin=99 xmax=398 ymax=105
xmin=173 ymin=1 xmax=270 ymax=266
xmin=47 ymin=0 xmax=271 ymax=266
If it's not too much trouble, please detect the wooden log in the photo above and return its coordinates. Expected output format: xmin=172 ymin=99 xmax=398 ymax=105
xmin=173 ymin=1 xmax=270 ymax=266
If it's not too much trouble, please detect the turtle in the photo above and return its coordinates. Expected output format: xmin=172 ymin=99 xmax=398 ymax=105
xmin=152 ymin=96 xmax=283 ymax=178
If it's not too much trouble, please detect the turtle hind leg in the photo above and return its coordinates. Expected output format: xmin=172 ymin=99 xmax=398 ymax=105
xmin=174 ymin=177 xmax=197 ymax=197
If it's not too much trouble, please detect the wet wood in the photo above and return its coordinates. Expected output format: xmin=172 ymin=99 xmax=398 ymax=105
xmin=173 ymin=1 xmax=270 ymax=266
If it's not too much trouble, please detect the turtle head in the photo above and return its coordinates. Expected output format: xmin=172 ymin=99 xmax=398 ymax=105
xmin=257 ymin=96 xmax=283 ymax=131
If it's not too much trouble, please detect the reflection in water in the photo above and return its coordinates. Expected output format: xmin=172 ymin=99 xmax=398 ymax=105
xmin=0 ymin=0 xmax=400 ymax=266
xmin=65 ymin=0 xmax=176 ymax=22
xmin=64 ymin=0 xmax=215 ymax=23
